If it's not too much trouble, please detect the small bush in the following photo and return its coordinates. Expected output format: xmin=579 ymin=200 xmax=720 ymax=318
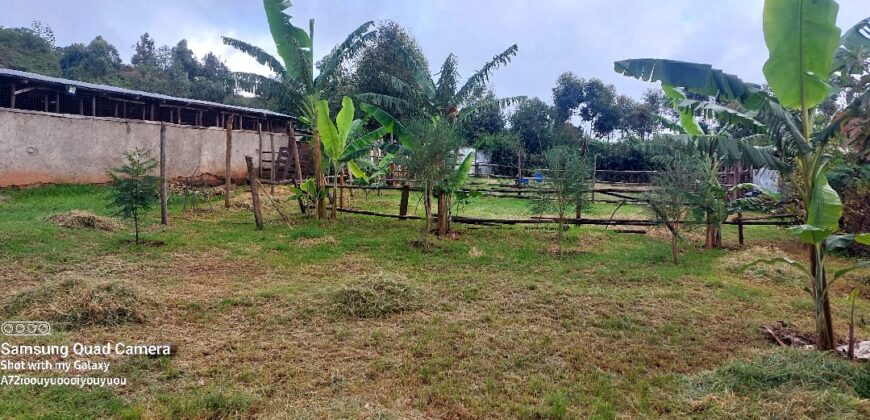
xmin=332 ymin=275 xmax=418 ymax=318
xmin=4 ymin=279 xmax=148 ymax=330
xmin=45 ymin=210 xmax=121 ymax=232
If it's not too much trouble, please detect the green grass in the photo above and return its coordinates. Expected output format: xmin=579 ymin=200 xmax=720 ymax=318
xmin=0 ymin=184 xmax=868 ymax=418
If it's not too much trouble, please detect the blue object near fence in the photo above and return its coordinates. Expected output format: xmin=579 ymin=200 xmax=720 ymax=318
xmin=533 ymin=172 xmax=543 ymax=183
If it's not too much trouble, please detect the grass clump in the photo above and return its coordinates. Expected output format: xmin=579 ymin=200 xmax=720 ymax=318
xmin=683 ymin=349 xmax=870 ymax=417
xmin=163 ymin=388 xmax=252 ymax=419
xmin=45 ymin=210 xmax=121 ymax=232
xmin=332 ymin=275 xmax=418 ymax=318
xmin=3 ymin=279 xmax=148 ymax=330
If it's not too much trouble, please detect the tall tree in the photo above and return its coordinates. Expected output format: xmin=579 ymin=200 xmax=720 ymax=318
xmin=552 ymin=72 xmax=586 ymax=124
xmin=0 ymin=26 xmax=61 ymax=76
xmin=351 ymin=21 xmax=430 ymax=122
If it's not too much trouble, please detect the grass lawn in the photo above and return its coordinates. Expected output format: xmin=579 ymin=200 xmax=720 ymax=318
xmin=1 ymin=184 xmax=869 ymax=418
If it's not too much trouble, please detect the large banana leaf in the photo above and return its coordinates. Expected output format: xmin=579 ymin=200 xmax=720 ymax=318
xmin=806 ymin=172 xmax=842 ymax=232
xmin=614 ymin=59 xmax=762 ymax=103
xmin=315 ymin=100 xmax=342 ymax=162
xmin=358 ymin=102 xmax=410 ymax=147
xmin=762 ymin=0 xmax=841 ymax=110
xmin=221 ymin=37 xmax=286 ymax=76
xmin=263 ymin=0 xmax=313 ymax=82
xmin=455 ymin=45 xmax=519 ymax=104
xmin=441 ymin=152 xmax=475 ymax=193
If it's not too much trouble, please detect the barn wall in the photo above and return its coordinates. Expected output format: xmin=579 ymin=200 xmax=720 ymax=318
xmin=0 ymin=108 xmax=299 ymax=187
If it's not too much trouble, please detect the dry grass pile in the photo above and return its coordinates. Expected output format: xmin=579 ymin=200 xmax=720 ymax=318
xmin=46 ymin=210 xmax=121 ymax=232
xmin=720 ymin=245 xmax=806 ymax=284
xmin=296 ymin=236 xmax=338 ymax=247
xmin=332 ymin=274 xmax=418 ymax=318
xmin=684 ymin=349 xmax=870 ymax=418
xmin=3 ymin=279 xmax=149 ymax=330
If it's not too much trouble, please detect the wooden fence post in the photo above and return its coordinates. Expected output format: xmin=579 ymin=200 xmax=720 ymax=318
xmin=737 ymin=212 xmax=745 ymax=247
xmin=245 ymin=156 xmax=264 ymax=230
xmin=159 ymin=123 xmax=168 ymax=225
xmin=224 ymin=115 xmax=234 ymax=208
xmin=591 ymin=155 xmax=597 ymax=202
xmin=399 ymin=184 xmax=410 ymax=217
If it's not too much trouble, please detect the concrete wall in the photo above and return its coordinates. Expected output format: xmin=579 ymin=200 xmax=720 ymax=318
xmin=0 ymin=108 xmax=291 ymax=187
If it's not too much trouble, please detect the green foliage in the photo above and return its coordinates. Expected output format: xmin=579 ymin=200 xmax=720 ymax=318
xmin=106 ymin=148 xmax=161 ymax=244
xmin=0 ymin=26 xmax=61 ymax=76
xmin=529 ymin=146 xmax=592 ymax=251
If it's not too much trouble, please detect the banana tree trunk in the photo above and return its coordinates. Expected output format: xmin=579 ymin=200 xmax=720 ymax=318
xmin=331 ymin=164 xmax=339 ymax=220
xmin=312 ymin=131 xmax=326 ymax=220
xmin=705 ymin=215 xmax=722 ymax=249
xmin=810 ymin=244 xmax=835 ymax=351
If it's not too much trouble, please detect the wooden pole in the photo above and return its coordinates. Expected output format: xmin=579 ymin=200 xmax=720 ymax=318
xmin=399 ymin=184 xmax=410 ymax=216
xmin=91 ymin=95 xmax=96 ymax=116
xmin=160 ymin=123 xmax=168 ymax=225
xmin=9 ymin=83 xmax=14 ymax=109
xmin=150 ymin=104 xmax=155 ymax=120
xmin=591 ymin=155 xmax=597 ymax=202
xmin=245 ymin=156 xmax=264 ymax=230
xmin=54 ymin=91 xmax=60 ymax=113
xmin=288 ymin=123 xmax=303 ymax=183
xmin=737 ymin=212 xmax=745 ymax=247
xmin=79 ymin=99 xmax=83 ymax=115
xmin=224 ymin=115 xmax=234 ymax=208
xmin=339 ymin=171 xmax=346 ymax=209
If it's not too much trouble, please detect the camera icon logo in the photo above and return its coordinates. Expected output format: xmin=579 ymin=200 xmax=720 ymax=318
xmin=1 ymin=321 xmax=51 ymax=336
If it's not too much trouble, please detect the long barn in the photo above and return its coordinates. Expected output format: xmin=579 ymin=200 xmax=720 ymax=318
xmin=0 ymin=68 xmax=311 ymax=187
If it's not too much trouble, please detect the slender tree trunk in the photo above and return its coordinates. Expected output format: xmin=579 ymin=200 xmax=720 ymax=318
xmin=437 ymin=191 xmax=448 ymax=237
xmin=133 ymin=209 xmax=139 ymax=245
xmin=423 ymin=185 xmax=432 ymax=248
xmin=671 ymin=234 xmax=679 ymax=265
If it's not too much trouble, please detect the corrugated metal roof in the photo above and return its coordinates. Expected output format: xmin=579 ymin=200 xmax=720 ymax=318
xmin=0 ymin=68 xmax=292 ymax=119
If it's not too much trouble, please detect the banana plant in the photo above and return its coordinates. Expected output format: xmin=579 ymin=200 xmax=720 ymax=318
xmin=316 ymin=96 xmax=392 ymax=220
xmin=289 ymin=178 xmax=327 ymax=213
xmin=348 ymin=154 xmax=395 ymax=187
xmin=615 ymin=0 xmax=869 ymax=350
xmin=222 ymin=0 xmax=375 ymax=220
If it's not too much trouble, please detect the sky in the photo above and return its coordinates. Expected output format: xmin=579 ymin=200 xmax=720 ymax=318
xmin=0 ymin=0 xmax=867 ymax=103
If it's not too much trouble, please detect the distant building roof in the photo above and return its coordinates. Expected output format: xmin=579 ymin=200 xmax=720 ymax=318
xmin=0 ymin=67 xmax=291 ymax=119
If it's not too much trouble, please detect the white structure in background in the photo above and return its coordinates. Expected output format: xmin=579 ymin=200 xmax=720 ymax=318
xmin=457 ymin=147 xmax=492 ymax=176
xmin=752 ymin=168 xmax=781 ymax=193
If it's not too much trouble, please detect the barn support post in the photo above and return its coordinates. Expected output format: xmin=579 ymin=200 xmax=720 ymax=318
xmin=289 ymin=123 xmax=303 ymax=184
xmin=9 ymin=83 xmax=15 ymax=109
xmin=257 ymin=122 xmax=264 ymax=179
xmin=150 ymin=104 xmax=155 ymax=120
xmin=245 ymin=156 xmax=264 ymax=230
xmin=224 ymin=115 xmax=234 ymax=208
xmin=79 ymin=99 xmax=83 ymax=115
xmin=91 ymin=95 xmax=96 ymax=116
xmin=54 ymin=91 xmax=60 ymax=113
xmin=268 ymin=120 xmax=276 ymax=195
xmin=160 ymin=123 xmax=168 ymax=225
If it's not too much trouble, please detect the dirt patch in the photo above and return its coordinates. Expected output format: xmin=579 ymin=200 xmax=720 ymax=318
xmin=542 ymin=245 xmax=588 ymax=256
xmin=332 ymin=274 xmax=418 ymax=318
xmin=3 ymin=279 xmax=150 ymax=330
xmin=46 ymin=210 xmax=121 ymax=232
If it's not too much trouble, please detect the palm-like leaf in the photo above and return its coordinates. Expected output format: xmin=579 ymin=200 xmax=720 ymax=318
xmin=457 ymin=96 xmax=526 ymax=121
xmin=356 ymin=93 xmax=416 ymax=117
xmin=455 ymin=44 xmax=518 ymax=104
